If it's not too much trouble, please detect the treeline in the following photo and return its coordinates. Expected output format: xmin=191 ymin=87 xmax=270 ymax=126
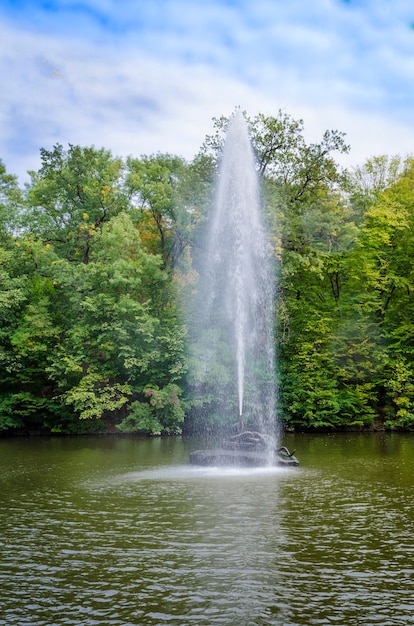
xmin=0 ymin=111 xmax=413 ymax=434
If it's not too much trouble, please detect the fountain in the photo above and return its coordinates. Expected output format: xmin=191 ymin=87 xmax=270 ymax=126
xmin=189 ymin=110 xmax=298 ymax=467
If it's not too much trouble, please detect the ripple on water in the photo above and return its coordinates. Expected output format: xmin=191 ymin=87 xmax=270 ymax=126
xmin=1 ymin=437 xmax=414 ymax=625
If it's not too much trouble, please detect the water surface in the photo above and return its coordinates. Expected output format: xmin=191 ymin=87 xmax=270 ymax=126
xmin=1 ymin=433 xmax=413 ymax=625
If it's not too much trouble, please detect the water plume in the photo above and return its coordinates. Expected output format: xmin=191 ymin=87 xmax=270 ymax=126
xmin=192 ymin=111 xmax=278 ymax=438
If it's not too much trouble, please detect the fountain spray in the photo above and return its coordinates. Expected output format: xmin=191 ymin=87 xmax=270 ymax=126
xmin=195 ymin=110 xmax=277 ymax=439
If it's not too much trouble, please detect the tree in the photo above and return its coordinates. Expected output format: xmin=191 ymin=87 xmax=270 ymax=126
xmin=182 ymin=110 xmax=353 ymax=432
xmin=0 ymin=237 xmax=59 ymax=431
xmin=2 ymin=112 xmax=414 ymax=435
xmin=346 ymin=154 xmax=404 ymax=220
xmin=200 ymin=110 xmax=349 ymax=211
xmin=25 ymin=144 xmax=128 ymax=263
xmin=0 ymin=159 xmax=23 ymax=236
xmin=0 ymin=145 xmax=189 ymax=434
xmin=125 ymin=153 xmax=212 ymax=272
xmin=42 ymin=212 xmax=187 ymax=432
xmin=350 ymin=158 xmax=414 ymax=428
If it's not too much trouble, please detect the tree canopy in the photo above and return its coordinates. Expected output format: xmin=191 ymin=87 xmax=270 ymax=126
xmin=1 ymin=110 xmax=413 ymax=434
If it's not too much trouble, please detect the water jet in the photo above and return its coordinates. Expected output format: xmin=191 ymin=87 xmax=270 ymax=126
xmin=190 ymin=110 xmax=298 ymax=466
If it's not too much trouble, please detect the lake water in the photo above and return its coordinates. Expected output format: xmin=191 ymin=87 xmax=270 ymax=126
xmin=1 ymin=433 xmax=413 ymax=625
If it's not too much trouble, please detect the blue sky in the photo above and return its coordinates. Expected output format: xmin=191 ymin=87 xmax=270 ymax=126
xmin=1 ymin=0 xmax=413 ymax=181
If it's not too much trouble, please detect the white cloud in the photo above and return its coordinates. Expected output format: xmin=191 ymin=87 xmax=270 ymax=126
xmin=0 ymin=0 xmax=413 ymax=183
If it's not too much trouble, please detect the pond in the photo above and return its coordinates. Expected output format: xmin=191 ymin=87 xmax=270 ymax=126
xmin=1 ymin=433 xmax=413 ymax=625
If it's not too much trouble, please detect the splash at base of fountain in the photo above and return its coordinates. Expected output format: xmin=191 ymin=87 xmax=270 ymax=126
xmin=189 ymin=431 xmax=299 ymax=468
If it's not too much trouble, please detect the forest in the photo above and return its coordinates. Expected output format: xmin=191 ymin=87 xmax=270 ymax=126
xmin=1 ymin=110 xmax=413 ymax=435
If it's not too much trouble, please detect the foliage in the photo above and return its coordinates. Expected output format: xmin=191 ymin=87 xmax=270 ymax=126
xmin=0 ymin=151 xmax=188 ymax=435
xmin=25 ymin=144 xmax=128 ymax=263
xmin=0 ymin=159 xmax=24 ymax=236
xmin=200 ymin=109 xmax=349 ymax=211
xmin=116 ymin=400 xmax=160 ymax=434
xmin=276 ymin=156 xmax=414 ymax=430
xmin=117 ymin=384 xmax=185 ymax=435
xmin=125 ymin=153 xmax=212 ymax=271
xmin=1 ymin=123 xmax=414 ymax=435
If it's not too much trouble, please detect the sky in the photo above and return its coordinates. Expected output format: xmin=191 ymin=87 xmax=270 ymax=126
xmin=1 ymin=0 xmax=414 ymax=182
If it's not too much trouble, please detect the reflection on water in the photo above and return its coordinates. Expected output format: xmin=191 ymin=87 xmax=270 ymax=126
xmin=109 ymin=464 xmax=289 ymax=483
xmin=0 ymin=433 xmax=413 ymax=625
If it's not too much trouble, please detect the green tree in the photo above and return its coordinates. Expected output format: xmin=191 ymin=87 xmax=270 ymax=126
xmin=0 ymin=146 xmax=189 ymax=434
xmin=125 ymin=153 xmax=212 ymax=272
xmin=26 ymin=144 xmax=128 ymax=263
xmin=351 ymin=159 xmax=414 ymax=428
xmin=0 ymin=159 xmax=24 ymax=236
xmin=43 ymin=212 xmax=187 ymax=432
xmin=187 ymin=111 xmax=351 ymax=432
xmin=0 ymin=237 xmax=61 ymax=430
xmin=201 ymin=110 xmax=349 ymax=211
xmin=346 ymin=154 xmax=404 ymax=220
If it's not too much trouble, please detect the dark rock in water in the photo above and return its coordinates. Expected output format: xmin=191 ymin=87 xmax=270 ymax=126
xmin=189 ymin=431 xmax=299 ymax=467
